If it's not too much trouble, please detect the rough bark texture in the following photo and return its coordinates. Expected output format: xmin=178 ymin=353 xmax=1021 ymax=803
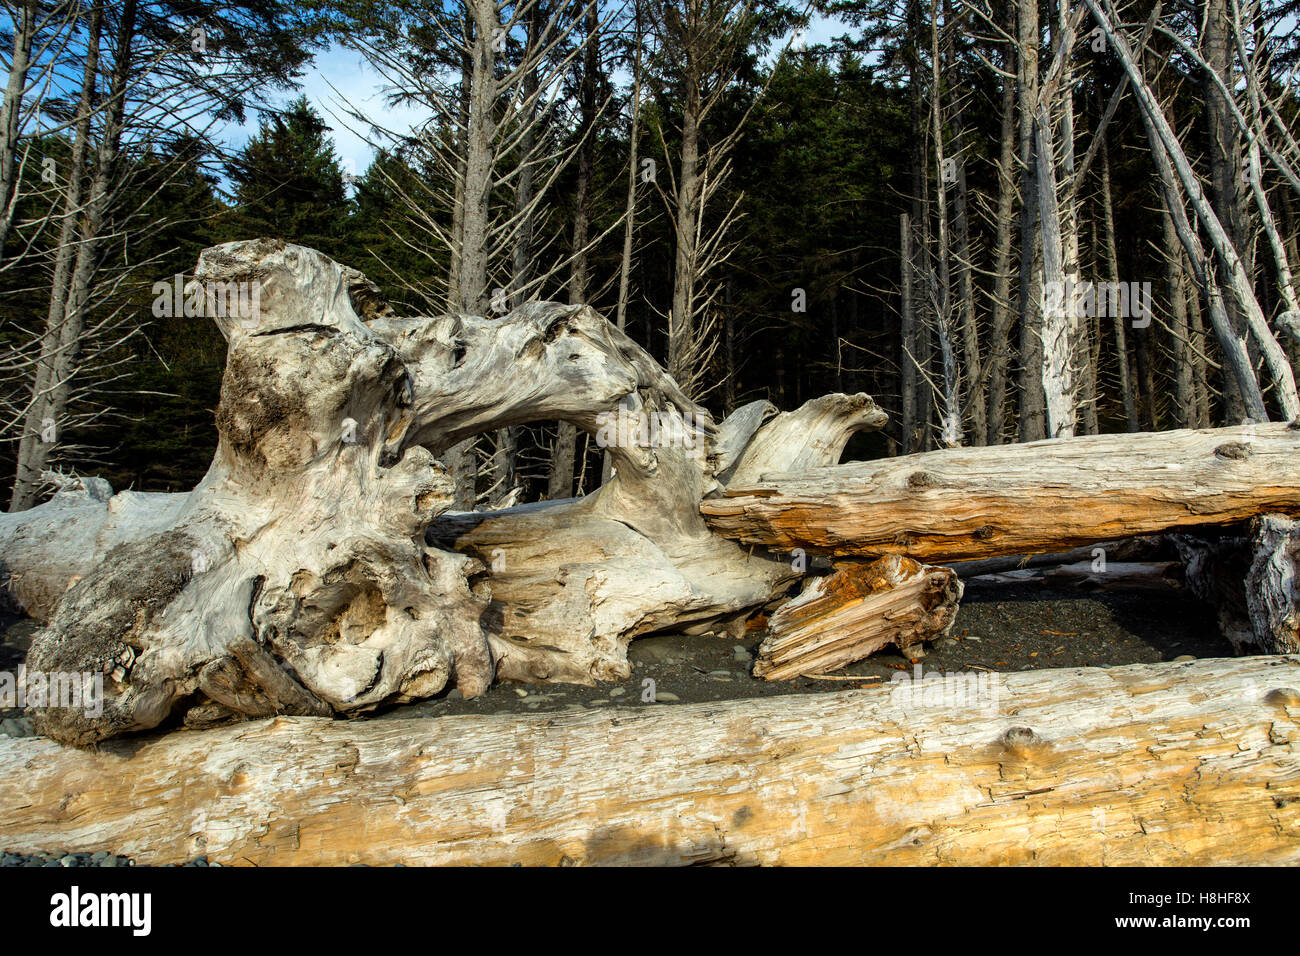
xmin=1247 ymin=515 xmax=1300 ymax=654
xmin=754 ymin=555 xmax=962 ymax=680
xmin=703 ymin=423 xmax=1300 ymax=563
xmin=1 ymin=655 xmax=1298 ymax=865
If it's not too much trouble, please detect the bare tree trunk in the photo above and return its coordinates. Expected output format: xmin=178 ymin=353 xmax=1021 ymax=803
xmin=985 ymin=14 xmax=1018 ymax=445
xmin=550 ymin=1 xmax=601 ymax=501
xmin=615 ymin=1 xmax=643 ymax=336
xmin=1015 ymin=0 xmax=1045 ymax=441
xmin=667 ymin=83 xmax=701 ymax=389
xmin=1203 ymin=0 xmax=1249 ymax=422
xmin=1185 ymin=265 xmax=1213 ymax=426
xmin=901 ymin=212 xmax=919 ymax=451
xmin=1034 ymin=106 xmax=1076 ymax=438
xmin=1100 ymin=146 xmax=1138 ymax=431
xmin=929 ymin=0 xmax=960 ymax=446
xmin=0 ymin=0 xmax=35 ymax=258
xmin=1161 ymin=203 xmax=1195 ymax=426
xmin=944 ymin=0 xmax=984 ymax=445
xmin=9 ymin=2 xmax=106 ymax=512
xmin=458 ymin=0 xmax=498 ymax=314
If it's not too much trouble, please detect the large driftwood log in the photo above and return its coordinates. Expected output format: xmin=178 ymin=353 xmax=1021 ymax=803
xmin=754 ymin=555 xmax=962 ymax=680
xmin=0 ymin=240 xmax=887 ymax=744
xmin=1 ymin=655 xmax=1297 ymax=865
xmin=702 ymin=424 xmax=1300 ymax=562
xmin=947 ymin=535 xmax=1172 ymax=578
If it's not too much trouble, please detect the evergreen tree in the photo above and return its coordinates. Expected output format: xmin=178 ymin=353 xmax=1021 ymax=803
xmin=222 ymin=96 xmax=351 ymax=255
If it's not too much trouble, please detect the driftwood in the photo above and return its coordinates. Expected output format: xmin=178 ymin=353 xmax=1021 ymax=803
xmin=3 ymin=240 xmax=1300 ymax=748
xmin=1247 ymin=515 xmax=1300 ymax=653
xmin=702 ymin=424 xmax=1300 ymax=562
xmin=1173 ymin=515 xmax=1300 ymax=654
xmin=948 ymin=535 xmax=1171 ymax=578
xmin=0 ymin=655 xmax=1297 ymax=865
xmin=969 ymin=560 xmax=1184 ymax=592
xmin=0 ymin=240 xmax=888 ymax=745
xmin=754 ymin=555 xmax=962 ymax=680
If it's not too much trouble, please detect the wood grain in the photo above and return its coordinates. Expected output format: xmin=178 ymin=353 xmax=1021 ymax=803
xmin=2 ymin=655 xmax=1299 ymax=865
xmin=702 ymin=423 xmax=1300 ymax=563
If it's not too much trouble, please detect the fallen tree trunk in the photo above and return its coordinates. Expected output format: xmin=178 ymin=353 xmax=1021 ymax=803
xmin=754 ymin=555 xmax=962 ymax=680
xmin=968 ymin=560 xmax=1184 ymax=592
xmin=948 ymin=535 xmax=1171 ymax=578
xmin=702 ymin=423 xmax=1300 ymax=563
xmin=1 ymin=655 xmax=1298 ymax=866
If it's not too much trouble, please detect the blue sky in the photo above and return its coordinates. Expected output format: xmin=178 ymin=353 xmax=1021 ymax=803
xmin=215 ymin=12 xmax=854 ymax=180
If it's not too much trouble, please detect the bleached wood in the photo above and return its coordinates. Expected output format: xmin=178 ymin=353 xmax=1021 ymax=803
xmin=703 ymin=423 xmax=1300 ymax=563
xmin=1 ymin=655 xmax=1298 ymax=865
xmin=0 ymin=240 xmax=890 ymax=744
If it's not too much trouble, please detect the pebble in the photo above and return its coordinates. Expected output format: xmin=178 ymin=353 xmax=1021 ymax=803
xmin=514 ymin=688 xmax=528 ymax=698
xmin=0 ymin=717 xmax=33 ymax=738
xmin=0 ymin=850 xmax=211 ymax=867
xmin=732 ymin=645 xmax=751 ymax=663
xmin=446 ymin=689 xmax=463 ymax=701
xmin=608 ymin=688 xmax=625 ymax=697
xmin=655 ymin=692 xmax=680 ymax=702
xmin=1173 ymin=654 xmax=1196 ymax=662
xmin=964 ymin=635 xmax=983 ymax=643
xmin=587 ymin=699 xmax=611 ymax=707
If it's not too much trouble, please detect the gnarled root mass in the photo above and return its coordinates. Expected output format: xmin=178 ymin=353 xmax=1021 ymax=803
xmin=0 ymin=240 xmax=888 ymax=745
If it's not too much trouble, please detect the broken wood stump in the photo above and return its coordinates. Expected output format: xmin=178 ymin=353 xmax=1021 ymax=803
xmin=754 ymin=555 xmax=962 ymax=680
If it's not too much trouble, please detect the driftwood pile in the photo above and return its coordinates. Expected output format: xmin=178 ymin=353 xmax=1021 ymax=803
xmin=1 ymin=241 xmax=1298 ymax=865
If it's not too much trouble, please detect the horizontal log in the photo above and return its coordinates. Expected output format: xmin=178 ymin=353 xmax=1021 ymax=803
xmin=969 ymin=560 xmax=1184 ymax=592
xmin=2 ymin=655 xmax=1299 ymax=865
xmin=947 ymin=535 xmax=1171 ymax=578
xmin=702 ymin=423 xmax=1300 ymax=563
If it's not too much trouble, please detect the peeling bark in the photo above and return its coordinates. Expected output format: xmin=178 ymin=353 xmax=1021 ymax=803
xmin=754 ymin=555 xmax=962 ymax=680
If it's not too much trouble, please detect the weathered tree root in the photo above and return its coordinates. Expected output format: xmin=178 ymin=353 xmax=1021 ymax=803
xmin=0 ymin=240 xmax=888 ymax=745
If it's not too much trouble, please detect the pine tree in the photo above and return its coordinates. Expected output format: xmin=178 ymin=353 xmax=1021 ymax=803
xmin=222 ymin=96 xmax=351 ymax=255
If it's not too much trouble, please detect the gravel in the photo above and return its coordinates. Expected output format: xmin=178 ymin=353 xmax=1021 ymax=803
xmin=0 ymin=850 xmax=222 ymax=867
